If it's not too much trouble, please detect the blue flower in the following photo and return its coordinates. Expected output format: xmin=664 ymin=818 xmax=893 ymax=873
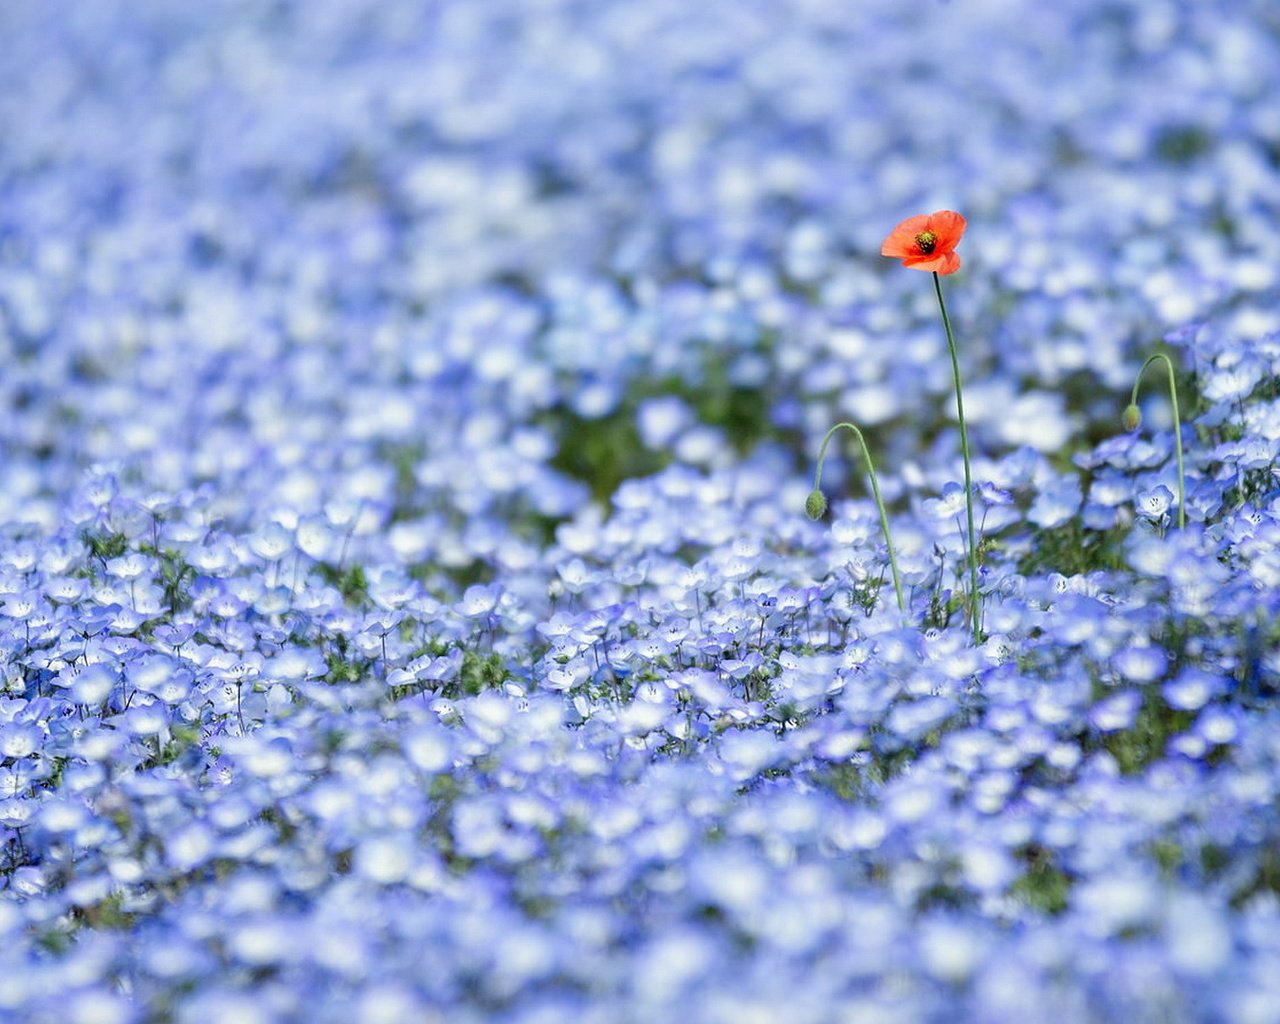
xmin=1029 ymin=476 xmax=1082 ymax=529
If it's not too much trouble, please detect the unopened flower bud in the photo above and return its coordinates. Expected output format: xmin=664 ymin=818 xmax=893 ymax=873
xmin=805 ymin=490 xmax=828 ymax=520
xmin=1122 ymin=403 xmax=1142 ymax=432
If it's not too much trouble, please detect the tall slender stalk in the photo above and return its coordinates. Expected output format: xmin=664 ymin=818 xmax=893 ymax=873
xmin=932 ymin=272 xmax=982 ymax=643
xmin=807 ymin=421 xmax=905 ymax=615
xmin=1126 ymin=352 xmax=1186 ymax=529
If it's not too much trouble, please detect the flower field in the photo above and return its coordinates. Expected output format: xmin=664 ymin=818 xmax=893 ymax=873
xmin=2 ymin=1 xmax=1279 ymax=1021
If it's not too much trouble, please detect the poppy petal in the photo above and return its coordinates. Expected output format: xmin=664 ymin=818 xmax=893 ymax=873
xmin=926 ymin=210 xmax=967 ymax=247
xmin=880 ymin=235 xmax=916 ymax=258
xmin=933 ymin=250 xmax=962 ymax=275
xmin=880 ymin=215 xmax=931 ymax=257
xmin=901 ymin=250 xmax=962 ymax=274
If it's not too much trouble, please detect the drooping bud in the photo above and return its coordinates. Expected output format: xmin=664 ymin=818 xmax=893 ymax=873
xmin=1122 ymin=403 xmax=1142 ymax=432
xmin=805 ymin=490 xmax=828 ymax=520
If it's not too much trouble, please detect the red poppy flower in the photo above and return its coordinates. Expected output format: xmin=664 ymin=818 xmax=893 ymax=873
xmin=880 ymin=210 xmax=966 ymax=274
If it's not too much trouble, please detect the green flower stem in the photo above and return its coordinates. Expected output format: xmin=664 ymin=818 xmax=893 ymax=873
xmin=811 ymin=422 xmax=905 ymax=615
xmin=933 ymin=271 xmax=982 ymax=643
xmin=1129 ymin=352 xmax=1186 ymax=529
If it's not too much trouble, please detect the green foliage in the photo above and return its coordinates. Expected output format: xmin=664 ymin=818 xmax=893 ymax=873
xmin=1194 ymin=841 xmax=1280 ymax=909
xmin=456 ymin=651 xmax=509 ymax=696
xmin=548 ymin=361 xmax=782 ymax=506
xmin=324 ymin=633 xmax=373 ymax=685
xmin=317 ymin=562 xmax=370 ymax=606
xmin=409 ymin=556 xmax=494 ymax=593
xmin=812 ymin=760 xmax=867 ymax=801
xmin=1231 ymin=852 xmax=1280 ymax=908
xmin=916 ymin=876 xmax=973 ymax=912
xmin=387 ymin=649 xmax=511 ymax=702
xmin=384 ymin=441 xmax=426 ymax=511
xmin=1155 ymin=124 xmax=1213 ymax=165
xmin=157 ymin=551 xmax=196 ymax=616
xmin=35 ymin=928 xmax=75 ymax=955
xmin=1150 ymin=838 xmax=1183 ymax=877
xmin=851 ymin=572 xmax=893 ymax=618
xmin=864 ymin=742 xmax=919 ymax=785
xmin=142 ymin=724 xmax=203 ymax=770
xmin=1102 ymin=694 xmax=1193 ymax=776
xmin=324 ymin=655 xmax=368 ymax=685
xmin=923 ymin=585 xmax=966 ymax=632
xmin=81 ymin=529 xmax=129 ymax=564
xmin=1017 ymin=520 xmax=1127 ymax=577
xmin=1011 ymin=846 xmax=1072 ymax=915
xmin=1200 ymin=842 xmax=1232 ymax=877
xmin=1250 ymin=373 xmax=1280 ymax=403
xmin=69 ymin=891 xmax=136 ymax=934
xmin=1223 ymin=466 xmax=1280 ymax=508
xmin=259 ymin=805 xmax=299 ymax=844
xmin=550 ymin=404 xmax=669 ymax=507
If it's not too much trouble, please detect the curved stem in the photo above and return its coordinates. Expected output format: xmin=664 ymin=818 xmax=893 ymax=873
xmin=813 ymin=422 xmax=906 ymax=615
xmin=1129 ymin=352 xmax=1186 ymax=530
xmin=933 ymin=272 xmax=982 ymax=643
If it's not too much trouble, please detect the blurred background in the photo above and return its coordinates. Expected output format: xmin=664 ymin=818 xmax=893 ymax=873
xmin=1 ymin=0 xmax=1277 ymax=525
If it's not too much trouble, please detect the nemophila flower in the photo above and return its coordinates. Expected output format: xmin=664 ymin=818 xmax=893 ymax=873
xmin=62 ymin=664 xmax=118 ymax=706
xmin=923 ymin=483 xmax=968 ymax=522
xmin=1076 ymin=431 xmax=1171 ymax=473
xmin=1089 ymin=469 xmax=1134 ymax=509
xmin=44 ymin=575 xmax=89 ymax=604
xmin=1 ymin=590 xmax=41 ymax=621
xmin=1111 ymin=645 xmax=1168 ymax=684
xmin=1136 ymin=484 xmax=1175 ymax=522
xmin=104 ymin=552 xmax=150 ymax=582
xmin=247 ymin=522 xmax=293 ymax=563
xmin=0 ymin=721 xmax=42 ymax=759
xmin=1194 ymin=706 xmax=1240 ymax=746
xmin=1214 ymin=435 xmax=1280 ymax=472
xmin=881 ymin=211 xmax=967 ymax=275
xmin=1081 ymin=501 xmax=1119 ymax=531
xmin=1089 ymin=690 xmax=1143 ymax=733
xmin=457 ymin=584 xmax=501 ymax=619
xmin=886 ymin=696 xmax=957 ymax=743
xmin=1028 ymin=475 xmax=1083 ymax=529
xmin=1202 ymin=353 xmax=1265 ymax=404
xmin=120 ymin=698 xmax=173 ymax=739
xmin=1162 ymin=668 xmax=1226 ymax=712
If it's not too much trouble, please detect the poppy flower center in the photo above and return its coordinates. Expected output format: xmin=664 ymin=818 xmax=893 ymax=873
xmin=914 ymin=230 xmax=937 ymax=255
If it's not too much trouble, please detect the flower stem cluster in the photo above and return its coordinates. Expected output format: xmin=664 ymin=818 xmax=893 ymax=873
xmin=810 ymin=211 xmax=981 ymax=640
xmin=810 ymin=213 xmax=1195 ymax=644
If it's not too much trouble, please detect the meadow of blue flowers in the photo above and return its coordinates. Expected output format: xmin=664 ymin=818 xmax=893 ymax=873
xmin=2 ymin=0 xmax=1280 ymax=1020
